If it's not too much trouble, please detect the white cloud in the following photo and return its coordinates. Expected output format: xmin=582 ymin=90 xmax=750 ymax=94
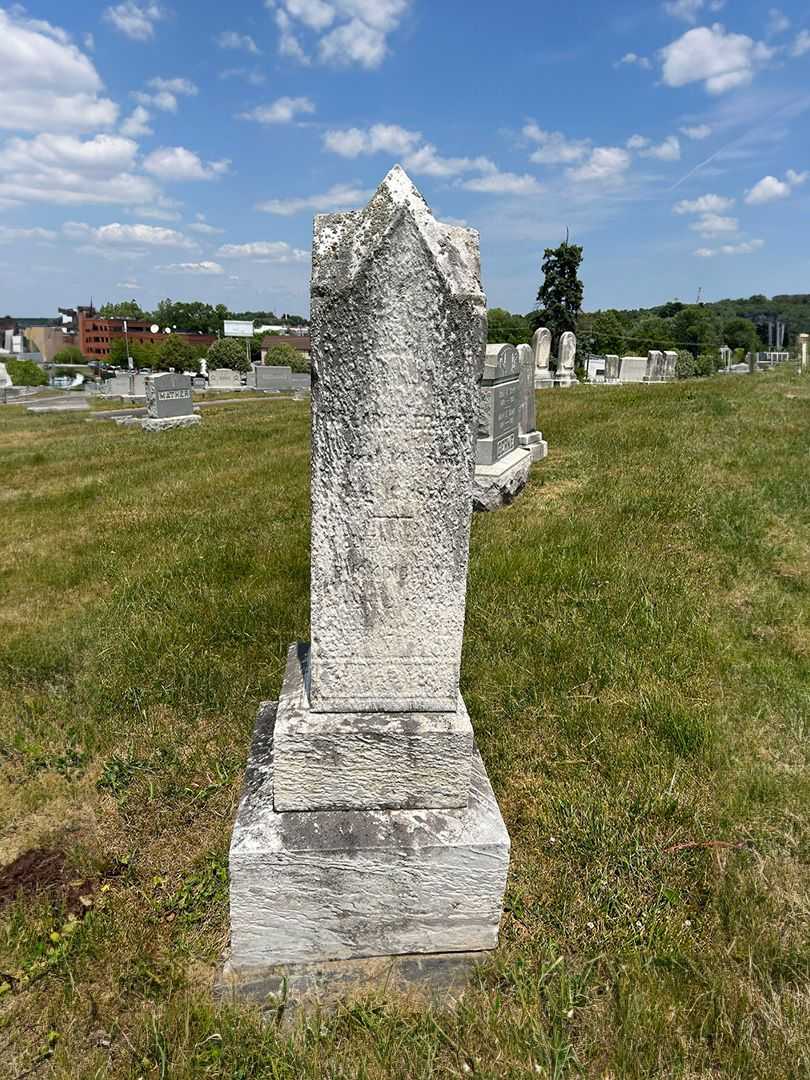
xmin=219 ymin=67 xmax=266 ymax=85
xmin=188 ymin=219 xmax=224 ymax=235
xmin=767 ymin=9 xmax=790 ymax=36
xmin=157 ymin=260 xmax=225 ymax=274
xmin=663 ymin=0 xmax=726 ymax=24
xmin=256 ymin=182 xmax=371 ymax=215
xmin=64 ymin=221 xmax=197 ymax=248
xmin=403 ymin=144 xmax=494 ymax=178
xmin=660 ymin=24 xmax=774 ymax=94
xmin=690 ymin=212 xmax=739 ymax=235
xmin=460 ymin=170 xmax=543 ymax=195
xmin=143 ymin=147 xmax=230 ymax=181
xmin=133 ymin=76 xmax=198 ymax=113
xmin=626 ymin=135 xmax=649 ymax=150
xmin=116 ymin=280 xmax=140 ymax=289
xmin=217 ymin=240 xmax=308 ymax=261
xmin=0 ymin=226 xmax=57 ymax=243
xmin=0 ymin=132 xmax=157 ymax=206
xmin=121 ymin=105 xmax=152 ymax=137
xmin=674 ymin=193 xmax=735 ymax=214
xmin=269 ymin=0 xmax=411 ymax=68
xmin=791 ymin=30 xmax=810 ymax=57
xmin=216 ymin=30 xmax=260 ymax=54
xmin=745 ymin=170 xmax=808 ymax=204
xmin=680 ymin=124 xmax=712 ymax=140
xmin=616 ymin=52 xmax=652 ymax=69
xmin=568 ymin=146 xmax=631 ymax=183
xmin=523 ymin=124 xmax=590 ymax=164
xmin=694 ymin=238 xmax=764 ymax=257
xmin=84 ymin=32 xmax=96 ymax=50
xmin=0 ymin=8 xmax=118 ymax=132
xmin=103 ymin=2 xmax=165 ymax=41
xmin=241 ymin=97 xmax=316 ymax=124
xmin=323 ymin=123 xmax=421 ymax=157
xmin=638 ymin=135 xmax=681 ymax=161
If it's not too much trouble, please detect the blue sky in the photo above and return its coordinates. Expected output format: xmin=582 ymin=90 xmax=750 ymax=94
xmin=0 ymin=0 xmax=808 ymax=317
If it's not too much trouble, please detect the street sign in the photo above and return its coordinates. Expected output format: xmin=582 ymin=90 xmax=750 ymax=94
xmin=224 ymin=320 xmax=254 ymax=338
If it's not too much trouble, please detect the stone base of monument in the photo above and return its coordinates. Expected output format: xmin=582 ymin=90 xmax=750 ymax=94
xmin=472 ymin=446 xmax=533 ymax=512
xmin=140 ymin=414 xmax=201 ymax=432
xmin=222 ymin=696 xmax=509 ymax=1012
xmin=273 ymin=645 xmax=474 ymax=811
xmin=534 ymin=374 xmax=555 ymax=390
xmin=554 ymin=374 xmax=577 ymax=389
xmin=519 ymin=431 xmax=548 ymax=463
xmin=217 ymin=950 xmax=488 ymax=1020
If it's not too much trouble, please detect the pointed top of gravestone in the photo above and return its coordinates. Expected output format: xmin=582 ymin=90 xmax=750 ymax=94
xmin=312 ymin=165 xmax=484 ymax=302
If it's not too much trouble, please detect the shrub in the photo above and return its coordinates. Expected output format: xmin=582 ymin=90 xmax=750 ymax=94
xmin=52 ymin=346 xmax=86 ymax=366
xmin=263 ymin=341 xmax=309 ymax=374
xmin=206 ymin=337 xmax=251 ymax=373
xmin=6 ymin=359 xmax=47 ymax=386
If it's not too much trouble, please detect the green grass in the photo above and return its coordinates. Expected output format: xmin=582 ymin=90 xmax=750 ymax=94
xmin=1 ymin=373 xmax=809 ymax=1078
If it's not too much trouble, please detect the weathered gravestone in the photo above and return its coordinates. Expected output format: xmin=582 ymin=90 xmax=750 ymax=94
xmin=533 ymin=327 xmax=554 ymax=389
xmin=663 ymin=351 xmax=678 ymax=381
xmin=799 ymin=333 xmax=808 ymax=374
xmin=250 ymin=364 xmax=294 ymax=391
xmin=142 ymin=372 xmax=200 ymax=432
xmin=0 ymin=362 xmax=12 ymax=392
xmin=472 ymin=344 xmax=533 ymax=511
xmin=517 ymin=344 xmax=548 ymax=462
xmin=555 ymin=331 xmax=577 ymax=388
xmin=105 ymin=372 xmax=146 ymax=398
xmin=646 ymin=350 xmax=664 ymax=383
xmin=208 ymin=367 xmax=242 ymax=390
xmin=604 ymin=355 xmax=621 ymax=384
xmin=618 ymin=355 xmax=649 ymax=383
xmin=221 ymin=166 xmax=510 ymax=1011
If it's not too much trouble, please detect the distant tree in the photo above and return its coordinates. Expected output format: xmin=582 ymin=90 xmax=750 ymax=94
xmin=98 ymin=299 xmax=145 ymax=319
xmin=52 ymin=345 xmax=86 ymax=366
xmin=487 ymin=308 xmax=532 ymax=346
xmin=153 ymin=299 xmax=229 ymax=335
xmin=672 ymin=305 xmax=721 ymax=357
xmin=589 ymin=310 xmax=626 ymax=355
xmin=631 ymin=315 xmax=676 ymax=354
xmin=7 ymin=359 xmax=47 ymax=386
xmin=264 ymin=341 xmax=309 ymax=373
xmin=723 ymin=317 xmax=759 ymax=356
xmin=654 ymin=300 xmax=685 ymax=319
xmin=207 ymin=336 xmax=251 ymax=373
xmin=534 ymin=238 xmax=584 ymax=348
xmin=158 ymin=334 xmax=196 ymax=371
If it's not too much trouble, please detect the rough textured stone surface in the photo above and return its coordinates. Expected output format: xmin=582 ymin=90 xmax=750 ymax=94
xmin=309 ymin=165 xmax=486 ymax=714
xmin=228 ymin=702 xmax=510 ymax=969
xmin=272 ymin=645 xmax=473 ymax=811
xmin=217 ymin=950 xmax=490 ymax=1020
xmin=141 ymin=414 xmax=201 ymax=432
xmin=473 ymin=446 xmax=533 ymax=512
xmin=146 ymin=372 xmax=193 ymax=419
xmin=663 ymin=351 xmax=678 ymax=381
xmin=555 ymin=332 xmax=577 ymax=387
xmin=476 ymin=344 xmax=521 ymax=467
xmin=619 ymin=356 xmax=649 ymax=383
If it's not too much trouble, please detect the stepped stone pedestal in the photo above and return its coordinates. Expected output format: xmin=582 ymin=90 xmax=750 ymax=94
xmin=222 ymin=167 xmax=510 ymax=1013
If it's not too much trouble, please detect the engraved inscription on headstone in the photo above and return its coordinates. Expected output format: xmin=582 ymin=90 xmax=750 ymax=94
xmin=476 ymin=344 xmax=521 ymax=467
xmin=146 ymin=372 xmax=194 ymax=419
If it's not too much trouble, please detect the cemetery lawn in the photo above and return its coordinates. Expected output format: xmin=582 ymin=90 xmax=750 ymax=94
xmin=1 ymin=372 xmax=809 ymax=1079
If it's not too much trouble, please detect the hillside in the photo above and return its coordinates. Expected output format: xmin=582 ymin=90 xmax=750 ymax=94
xmin=2 ymin=374 xmax=810 ymax=1077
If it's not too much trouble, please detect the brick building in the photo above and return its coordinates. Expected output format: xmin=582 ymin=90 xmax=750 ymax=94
xmin=68 ymin=308 xmax=216 ymax=361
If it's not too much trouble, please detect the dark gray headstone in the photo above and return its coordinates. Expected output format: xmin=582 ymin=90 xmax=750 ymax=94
xmin=146 ymin=372 xmax=194 ymax=419
xmin=476 ymin=344 xmax=521 ymax=466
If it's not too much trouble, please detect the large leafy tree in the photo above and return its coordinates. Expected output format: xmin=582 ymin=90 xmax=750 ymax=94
xmin=52 ymin=345 xmax=86 ymax=366
xmin=534 ymin=239 xmax=584 ymax=348
xmin=672 ymin=305 xmax=722 ymax=358
xmin=589 ymin=310 xmax=626 ymax=355
xmin=486 ymin=308 xmax=532 ymax=346
xmin=723 ymin=316 xmax=759 ymax=355
xmin=207 ymin=337 xmax=252 ymax=373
